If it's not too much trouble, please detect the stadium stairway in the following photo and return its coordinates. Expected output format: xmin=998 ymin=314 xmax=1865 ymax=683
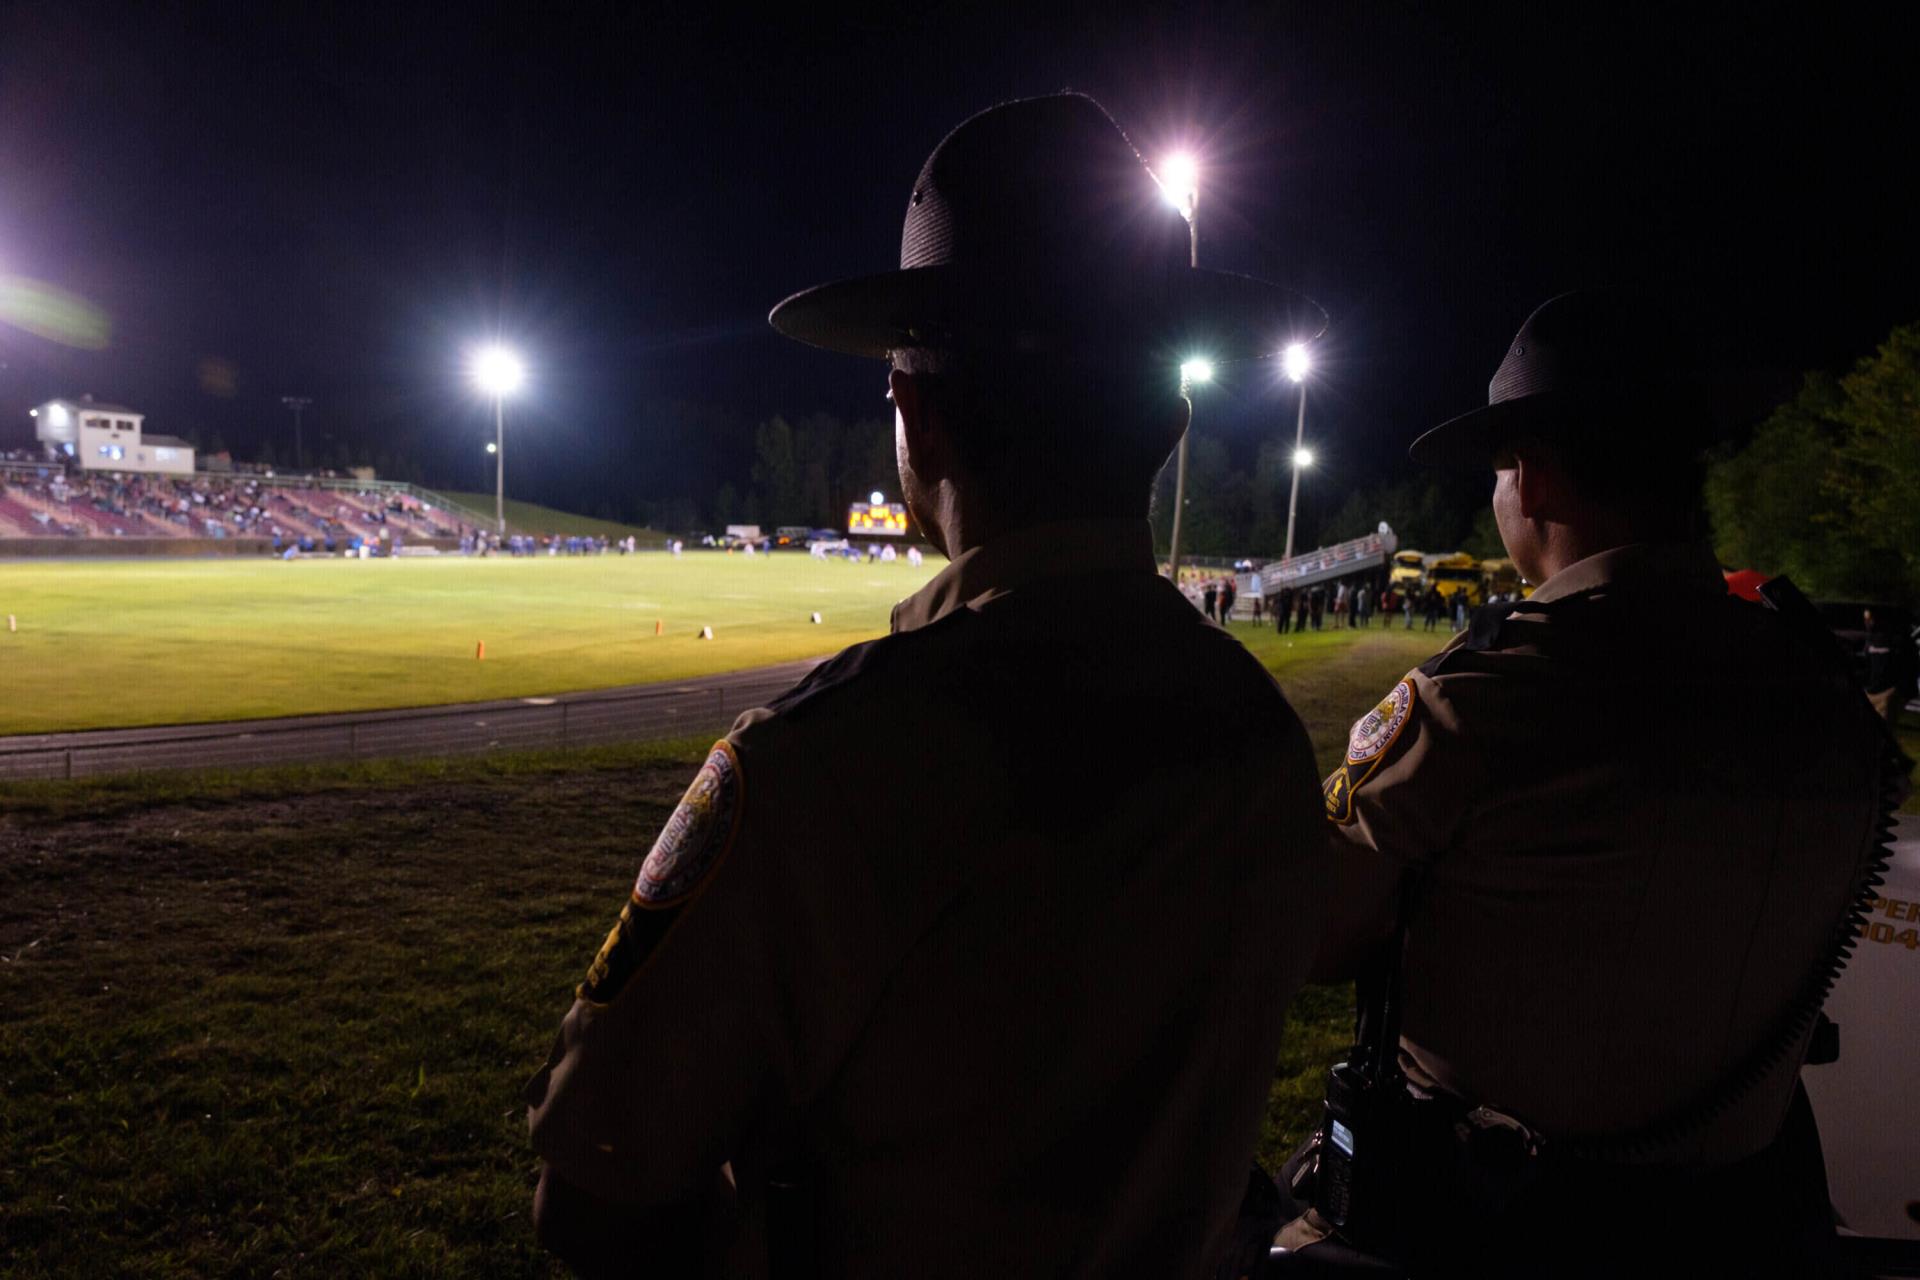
xmin=329 ymin=489 xmax=454 ymax=538
xmin=265 ymin=494 xmax=336 ymax=542
xmin=0 ymin=492 xmax=44 ymax=536
xmin=66 ymin=503 xmax=129 ymax=537
xmin=0 ymin=488 xmax=83 ymax=536
xmin=75 ymin=502 xmax=175 ymax=538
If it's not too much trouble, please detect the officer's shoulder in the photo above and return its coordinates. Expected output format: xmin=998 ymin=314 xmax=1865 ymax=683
xmin=1415 ymin=593 xmax=1596 ymax=681
xmin=756 ymin=607 xmax=976 ymax=727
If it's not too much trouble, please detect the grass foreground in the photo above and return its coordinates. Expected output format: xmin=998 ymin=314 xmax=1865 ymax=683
xmin=0 ymin=553 xmax=938 ymax=735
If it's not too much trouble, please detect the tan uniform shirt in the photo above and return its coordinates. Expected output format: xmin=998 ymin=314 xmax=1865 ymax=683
xmin=1325 ymin=541 xmax=1883 ymax=1163
xmin=528 ymin=518 xmax=1330 ymax=1277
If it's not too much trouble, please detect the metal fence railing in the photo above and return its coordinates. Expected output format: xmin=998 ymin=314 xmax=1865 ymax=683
xmin=0 ymin=663 xmax=820 ymax=782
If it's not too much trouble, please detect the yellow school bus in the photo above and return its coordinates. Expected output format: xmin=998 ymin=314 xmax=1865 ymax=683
xmin=1388 ymin=550 xmax=1426 ymax=594
xmin=1426 ymin=553 xmax=1484 ymax=608
xmin=1480 ymin=557 xmax=1531 ymax=599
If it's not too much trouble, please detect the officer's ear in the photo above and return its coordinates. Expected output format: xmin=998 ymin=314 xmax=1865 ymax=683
xmin=1507 ymin=442 xmax=1557 ymax=521
xmin=888 ymin=369 xmax=953 ymax=482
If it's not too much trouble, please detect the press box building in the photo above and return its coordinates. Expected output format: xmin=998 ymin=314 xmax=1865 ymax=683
xmin=31 ymin=396 xmax=195 ymax=475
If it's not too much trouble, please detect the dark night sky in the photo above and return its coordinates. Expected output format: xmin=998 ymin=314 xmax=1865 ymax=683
xmin=0 ymin=3 xmax=1912 ymax=531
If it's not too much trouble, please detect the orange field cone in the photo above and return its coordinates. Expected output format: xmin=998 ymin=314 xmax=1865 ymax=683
xmin=475 ymin=641 xmax=485 ymax=660
xmin=655 ymin=619 xmax=663 ymax=636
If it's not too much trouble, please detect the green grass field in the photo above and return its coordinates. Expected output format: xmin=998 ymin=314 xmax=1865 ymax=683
xmin=0 ymin=621 xmax=1444 ymax=1277
xmin=0 ymin=553 xmax=938 ymax=735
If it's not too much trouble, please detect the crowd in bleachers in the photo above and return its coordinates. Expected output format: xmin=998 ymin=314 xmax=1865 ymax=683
xmin=0 ymin=464 xmax=471 ymax=546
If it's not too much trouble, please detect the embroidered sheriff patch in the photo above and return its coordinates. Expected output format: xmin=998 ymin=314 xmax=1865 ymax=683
xmin=1323 ymin=675 xmax=1418 ymax=825
xmin=1347 ymin=677 xmax=1415 ymax=765
xmin=635 ymin=739 xmax=744 ymax=907
xmin=577 ymin=740 xmax=746 ymax=1005
xmin=1323 ymin=764 xmax=1355 ymax=823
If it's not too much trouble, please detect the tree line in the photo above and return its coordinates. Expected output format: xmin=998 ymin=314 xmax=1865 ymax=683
xmin=1707 ymin=320 xmax=1920 ymax=603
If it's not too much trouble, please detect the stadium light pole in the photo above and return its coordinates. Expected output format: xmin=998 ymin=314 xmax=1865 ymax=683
xmin=1156 ymin=153 xmax=1200 ymax=583
xmin=280 ymin=396 xmax=312 ymax=472
xmin=471 ymin=345 xmax=525 ymax=537
xmin=1281 ymin=342 xmax=1312 ymax=562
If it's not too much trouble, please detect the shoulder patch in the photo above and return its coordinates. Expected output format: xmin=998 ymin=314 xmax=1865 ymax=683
xmin=1346 ymin=677 xmax=1416 ymax=765
xmin=1323 ymin=763 xmax=1357 ymax=824
xmin=1323 ymin=675 xmax=1419 ymax=826
xmin=634 ymin=739 xmax=745 ymax=908
xmin=577 ymin=740 xmax=746 ymax=1005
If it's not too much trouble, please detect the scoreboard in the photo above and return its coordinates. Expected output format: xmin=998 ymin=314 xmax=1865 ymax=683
xmin=847 ymin=502 xmax=908 ymax=536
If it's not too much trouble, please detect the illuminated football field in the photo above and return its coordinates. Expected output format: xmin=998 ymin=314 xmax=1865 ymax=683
xmin=0 ymin=553 xmax=940 ymax=735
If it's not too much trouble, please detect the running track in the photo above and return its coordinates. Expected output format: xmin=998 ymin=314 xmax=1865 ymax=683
xmin=0 ymin=658 xmax=825 ymax=781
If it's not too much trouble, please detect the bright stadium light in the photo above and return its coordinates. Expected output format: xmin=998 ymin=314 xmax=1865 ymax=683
xmin=1157 ymin=152 xmax=1198 ymax=218
xmin=46 ymin=403 xmax=68 ymax=427
xmin=470 ymin=343 xmax=527 ymax=535
xmin=1283 ymin=342 xmax=1312 ymax=384
xmin=1159 ymin=151 xmax=1204 ymax=587
xmin=471 ymin=344 xmax=525 ymax=397
xmin=869 ymin=490 xmax=885 ymax=505
xmin=1282 ymin=346 xmax=1314 ymax=560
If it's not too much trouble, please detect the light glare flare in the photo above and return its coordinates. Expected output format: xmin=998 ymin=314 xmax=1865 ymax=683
xmin=1293 ymin=447 xmax=1315 ymax=469
xmin=1157 ymin=153 xmax=1198 ymax=215
xmin=471 ymin=345 xmax=525 ymax=397
xmin=1282 ymin=342 xmax=1311 ymax=383
xmin=869 ymin=490 xmax=885 ymax=505
xmin=1180 ymin=357 xmax=1215 ymax=384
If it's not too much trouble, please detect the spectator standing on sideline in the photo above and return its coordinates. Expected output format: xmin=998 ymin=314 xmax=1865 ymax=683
xmin=1422 ymin=588 xmax=1442 ymax=631
xmin=1203 ymin=577 xmax=1218 ymax=622
xmin=1310 ymin=587 xmax=1325 ymax=631
xmin=1452 ymin=591 xmax=1468 ymax=631
xmin=1220 ymin=575 xmax=1237 ymax=626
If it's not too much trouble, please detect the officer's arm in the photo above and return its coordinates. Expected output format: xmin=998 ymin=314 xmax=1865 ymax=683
xmin=525 ymin=739 xmax=780 ymax=1248
xmin=1308 ymin=669 xmax=1476 ymax=981
xmin=1307 ymin=846 xmax=1403 ymax=982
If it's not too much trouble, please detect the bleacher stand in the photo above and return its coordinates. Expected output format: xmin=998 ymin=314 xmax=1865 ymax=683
xmin=0 ymin=465 xmax=473 ymax=547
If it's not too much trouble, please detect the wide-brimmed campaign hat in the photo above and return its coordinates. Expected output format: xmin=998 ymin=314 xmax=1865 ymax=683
xmin=1408 ymin=289 xmax=1707 ymax=467
xmin=768 ymin=93 xmax=1324 ymax=362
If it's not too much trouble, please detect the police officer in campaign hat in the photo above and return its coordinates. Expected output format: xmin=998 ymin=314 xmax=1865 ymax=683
xmin=526 ymin=93 xmax=1333 ymax=1278
xmin=1273 ymin=290 xmax=1902 ymax=1276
